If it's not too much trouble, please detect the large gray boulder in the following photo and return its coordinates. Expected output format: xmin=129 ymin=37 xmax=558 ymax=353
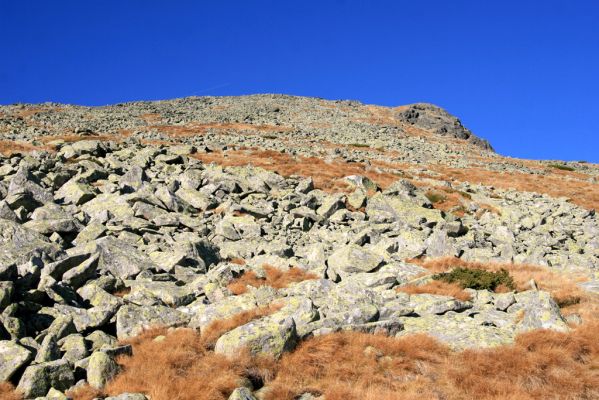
xmin=327 ymin=244 xmax=384 ymax=277
xmin=116 ymin=304 xmax=190 ymax=340
xmin=509 ymin=290 xmax=569 ymax=333
xmin=17 ymin=359 xmax=75 ymax=399
xmin=87 ymin=351 xmax=120 ymax=389
xmin=0 ymin=340 xmax=33 ymax=381
xmin=366 ymin=193 xmax=443 ymax=226
xmin=0 ymin=219 xmax=61 ymax=270
xmin=95 ymin=236 xmax=157 ymax=279
xmin=215 ymin=315 xmax=298 ymax=359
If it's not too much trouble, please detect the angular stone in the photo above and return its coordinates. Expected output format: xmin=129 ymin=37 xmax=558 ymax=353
xmin=17 ymin=359 xmax=75 ymax=399
xmin=509 ymin=290 xmax=569 ymax=333
xmin=215 ymin=315 xmax=298 ymax=359
xmin=327 ymin=244 xmax=383 ymax=276
xmin=54 ymin=179 xmax=96 ymax=205
xmin=228 ymin=387 xmax=257 ymax=400
xmin=0 ymin=340 xmax=33 ymax=381
xmin=116 ymin=304 xmax=190 ymax=340
xmin=95 ymin=236 xmax=157 ymax=279
xmin=0 ymin=219 xmax=61 ymax=271
xmin=188 ymin=294 xmax=258 ymax=329
xmin=366 ymin=193 xmax=443 ymax=226
xmin=175 ymin=188 xmax=215 ymax=210
xmin=87 ymin=351 xmax=119 ymax=389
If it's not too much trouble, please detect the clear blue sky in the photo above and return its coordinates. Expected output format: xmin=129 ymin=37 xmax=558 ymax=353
xmin=1 ymin=1 xmax=598 ymax=162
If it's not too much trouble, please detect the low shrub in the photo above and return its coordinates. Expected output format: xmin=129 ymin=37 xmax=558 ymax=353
xmin=433 ymin=267 xmax=515 ymax=291
xmin=549 ymin=163 xmax=575 ymax=171
xmin=425 ymin=191 xmax=446 ymax=204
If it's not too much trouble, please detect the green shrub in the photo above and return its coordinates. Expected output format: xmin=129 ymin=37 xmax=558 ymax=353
xmin=433 ymin=268 xmax=515 ymax=291
xmin=549 ymin=164 xmax=575 ymax=172
xmin=425 ymin=191 xmax=446 ymax=204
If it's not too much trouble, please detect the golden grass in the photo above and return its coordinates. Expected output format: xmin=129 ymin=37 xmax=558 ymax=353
xmin=68 ymin=305 xmax=281 ymax=400
xmin=431 ymin=165 xmax=599 ymax=211
xmin=265 ymin=322 xmax=599 ymax=400
xmin=227 ymin=265 xmax=318 ymax=295
xmin=0 ymin=140 xmax=51 ymax=156
xmin=51 ymin=296 xmax=599 ymax=400
xmin=191 ymin=149 xmax=402 ymax=192
xmin=396 ymin=280 xmax=472 ymax=302
xmin=0 ymin=383 xmax=21 ymax=400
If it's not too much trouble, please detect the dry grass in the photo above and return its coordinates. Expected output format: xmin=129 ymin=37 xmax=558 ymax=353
xmin=396 ymin=280 xmax=472 ymax=301
xmin=138 ymin=113 xmax=162 ymax=124
xmin=53 ymin=297 xmax=599 ymax=400
xmin=69 ymin=305 xmax=281 ymax=400
xmin=431 ymin=165 xmax=599 ymax=210
xmin=0 ymin=140 xmax=51 ymax=156
xmin=191 ymin=149 xmax=402 ymax=192
xmin=0 ymin=383 xmax=21 ymax=400
xmin=265 ymin=322 xmax=599 ymax=400
xmin=228 ymin=257 xmax=246 ymax=266
xmin=227 ymin=265 xmax=318 ymax=295
xmin=266 ymin=332 xmax=448 ymax=400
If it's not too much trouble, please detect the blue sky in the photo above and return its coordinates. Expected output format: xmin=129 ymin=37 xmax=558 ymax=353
xmin=1 ymin=1 xmax=598 ymax=162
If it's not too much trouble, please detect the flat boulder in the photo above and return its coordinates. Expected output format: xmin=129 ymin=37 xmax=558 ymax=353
xmin=327 ymin=244 xmax=384 ymax=276
xmin=215 ymin=315 xmax=298 ymax=358
xmin=116 ymin=304 xmax=190 ymax=340
xmin=0 ymin=340 xmax=33 ymax=381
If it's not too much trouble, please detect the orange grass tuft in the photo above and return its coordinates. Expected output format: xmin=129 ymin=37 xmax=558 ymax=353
xmin=0 ymin=140 xmax=52 ymax=156
xmin=397 ymin=280 xmax=472 ymax=301
xmin=265 ymin=322 xmax=599 ymax=399
xmin=431 ymin=165 xmax=599 ymax=211
xmin=61 ymin=308 xmax=599 ymax=400
xmin=227 ymin=265 xmax=319 ymax=295
xmin=192 ymin=149 xmax=403 ymax=192
xmin=69 ymin=306 xmax=281 ymax=400
xmin=0 ymin=383 xmax=21 ymax=400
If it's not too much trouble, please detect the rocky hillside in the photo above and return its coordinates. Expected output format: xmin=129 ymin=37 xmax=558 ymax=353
xmin=0 ymin=95 xmax=597 ymax=400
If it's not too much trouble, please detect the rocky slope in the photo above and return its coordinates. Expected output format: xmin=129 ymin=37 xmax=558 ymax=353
xmin=0 ymin=95 xmax=597 ymax=399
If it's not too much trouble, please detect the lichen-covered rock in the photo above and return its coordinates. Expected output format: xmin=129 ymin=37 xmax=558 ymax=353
xmin=398 ymin=313 xmax=514 ymax=350
xmin=0 ymin=219 xmax=61 ymax=270
xmin=327 ymin=244 xmax=384 ymax=276
xmin=187 ymin=294 xmax=258 ymax=329
xmin=366 ymin=193 xmax=443 ymax=226
xmin=228 ymin=387 xmax=258 ymax=400
xmin=0 ymin=340 xmax=33 ymax=381
xmin=0 ymin=281 xmax=14 ymax=310
xmin=54 ymin=178 xmax=96 ymax=205
xmin=116 ymin=304 xmax=190 ymax=340
xmin=215 ymin=315 xmax=298 ymax=358
xmin=105 ymin=394 xmax=148 ymax=400
xmin=509 ymin=290 xmax=569 ymax=333
xmin=87 ymin=351 xmax=120 ymax=389
xmin=17 ymin=359 xmax=75 ymax=399
xmin=95 ymin=236 xmax=157 ymax=279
